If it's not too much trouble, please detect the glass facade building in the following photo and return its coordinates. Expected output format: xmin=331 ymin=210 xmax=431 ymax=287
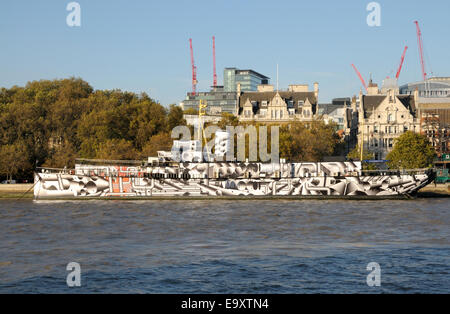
xmin=181 ymin=68 xmax=270 ymax=115
xmin=180 ymin=86 xmax=238 ymax=115
xmin=400 ymin=77 xmax=450 ymax=98
xmin=224 ymin=68 xmax=270 ymax=92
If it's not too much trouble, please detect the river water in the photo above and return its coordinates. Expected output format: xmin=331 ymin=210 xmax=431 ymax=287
xmin=0 ymin=199 xmax=449 ymax=293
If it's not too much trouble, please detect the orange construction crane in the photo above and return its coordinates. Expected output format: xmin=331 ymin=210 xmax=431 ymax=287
xmin=351 ymin=64 xmax=368 ymax=93
xmin=189 ymin=38 xmax=198 ymax=95
xmin=395 ymin=46 xmax=408 ymax=80
xmin=212 ymin=36 xmax=217 ymax=87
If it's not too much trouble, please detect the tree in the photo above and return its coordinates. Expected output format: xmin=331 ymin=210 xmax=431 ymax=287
xmin=0 ymin=143 xmax=31 ymax=182
xmin=217 ymin=112 xmax=240 ymax=130
xmin=167 ymin=104 xmax=186 ymax=132
xmin=279 ymin=121 xmax=340 ymax=162
xmin=386 ymin=131 xmax=435 ymax=169
xmin=347 ymin=146 xmax=376 ymax=170
xmin=43 ymin=142 xmax=77 ymax=168
xmin=96 ymin=139 xmax=137 ymax=160
xmin=183 ymin=108 xmax=198 ymax=115
xmin=140 ymin=132 xmax=173 ymax=158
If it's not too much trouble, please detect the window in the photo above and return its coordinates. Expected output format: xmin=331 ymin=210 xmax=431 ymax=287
xmin=374 ymin=125 xmax=378 ymax=133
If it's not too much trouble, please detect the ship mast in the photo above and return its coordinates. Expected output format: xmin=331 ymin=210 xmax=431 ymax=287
xmin=198 ymin=99 xmax=207 ymax=142
xmin=198 ymin=99 xmax=211 ymax=161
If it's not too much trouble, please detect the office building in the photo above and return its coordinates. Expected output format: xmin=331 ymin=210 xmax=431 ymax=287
xmin=224 ymin=68 xmax=270 ymax=92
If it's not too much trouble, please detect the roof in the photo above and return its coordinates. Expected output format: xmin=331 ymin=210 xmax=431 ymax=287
xmin=361 ymin=95 xmax=416 ymax=117
xmin=361 ymin=95 xmax=386 ymax=113
xmin=225 ymin=68 xmax=270 ymax=80
xmin=318 ymin=103 xmax=342 ymax=116
xmin=397 ymin=95 xmax=416 ymax=113
xmin=239 ymin=91 xmax=317 ymax=108
xmin=238 ymin=91 xmax=317 ymax=117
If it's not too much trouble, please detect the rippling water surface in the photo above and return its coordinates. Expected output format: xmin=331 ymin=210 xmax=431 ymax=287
xmin=0 ymin=199 xmax=449 ymax=293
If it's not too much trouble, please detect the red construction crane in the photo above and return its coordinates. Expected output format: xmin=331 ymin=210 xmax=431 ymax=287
xmin=189 ymin=38 xmax=197 ymax=95
xmin=351 ymin=64 xmax=368 ymax=93
xmin=212 ymin=36 xmax=217 ymax=87
xmin=395 ymin=46 xmax=408 ymax=80
xmin=414 ymin=21 xmax=427 ymax=81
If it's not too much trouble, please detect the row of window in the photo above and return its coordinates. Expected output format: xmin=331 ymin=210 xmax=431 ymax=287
xmin=255 ymin=100 xmax=305 ymax=107
xmin=369 ymin=125 xmax=416 ymax=134
xmin=374 ymin=113 xmax=406 ymax=121
xmin=244 ymin=108 xmax=312 ymax=119
xmin=369 ymin=138 xmax=394 ymax=148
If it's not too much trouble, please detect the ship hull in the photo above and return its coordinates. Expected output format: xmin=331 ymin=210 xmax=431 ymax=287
xmin=33 ymin=162 xmax=434 ymax=199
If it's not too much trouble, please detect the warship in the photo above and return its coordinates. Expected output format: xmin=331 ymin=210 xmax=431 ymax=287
xmin=34 ymin=130 xmax=434 ymax=199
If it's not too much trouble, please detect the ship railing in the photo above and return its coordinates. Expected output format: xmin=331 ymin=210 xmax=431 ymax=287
xmin=75 ymin=158 xmax=143 ymax=166
xmin=36 ymin=167 xmax=73 ymax=174
xmin=36 ymin=166 xmax=146 ymax=178
xmin=360 ymin=168 xmax=433 ymax=176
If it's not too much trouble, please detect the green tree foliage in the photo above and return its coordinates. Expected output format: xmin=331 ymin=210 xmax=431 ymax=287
xmin=183 ymin=108 xmax=198 ymax=115
xmin=43 ymin=142 xmax=77 ymax=169
xmin=0 ymin=142 xmax=31 ymax=181
xmin=140 ymin=132 xmax=173 ymax=159
xmin=347 ymin=147 xmax=376 ymax=170
xmin=96 ymin=139 xmax=137 ymax=160
xmin=386 ymin=131 xmax=436 ymax=169
xmin=167 ymin=104 xmax=186 ymax=131
xmin=218 ymin=112 xmax=240 ymax=129
xmin=279 ymin=120 xmax=341 ymax=162
xmin=0 ymin=78 xmax=188 ymax=179
xmin=214 ymin=119 xmax=341 ymax=162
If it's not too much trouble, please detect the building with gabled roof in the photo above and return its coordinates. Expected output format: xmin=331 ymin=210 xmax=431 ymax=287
xmin=238 ymin=83 xmax=319 ymax=122
xmin=355 ymin=85 xmax=420 ymax=160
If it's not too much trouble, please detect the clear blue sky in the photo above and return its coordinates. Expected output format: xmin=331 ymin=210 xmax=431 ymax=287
xmin=1 ymin=0 xmax=449 ymax=106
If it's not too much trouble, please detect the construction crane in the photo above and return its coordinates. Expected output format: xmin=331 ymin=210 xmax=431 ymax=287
xmin=189 ymin=38 xmax=198 ymax=95
xmin=414 ymin=21 xmax=427 ymax=81
xmin=212 ymin=36 xmax=217 ymax=87
xmin=395 ymin=46 xmax=408 ymax=80
xmin=351 ymin=64 xmax=368 ymax=93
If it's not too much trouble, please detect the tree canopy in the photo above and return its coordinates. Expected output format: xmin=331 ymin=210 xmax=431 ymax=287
xmin=0 ymin=78 xmax=187 ymax=180
xmin=347 ymin=147 xmax=376 ymax=170
xmin=386 ymin=131 xmax=436 ymax=169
